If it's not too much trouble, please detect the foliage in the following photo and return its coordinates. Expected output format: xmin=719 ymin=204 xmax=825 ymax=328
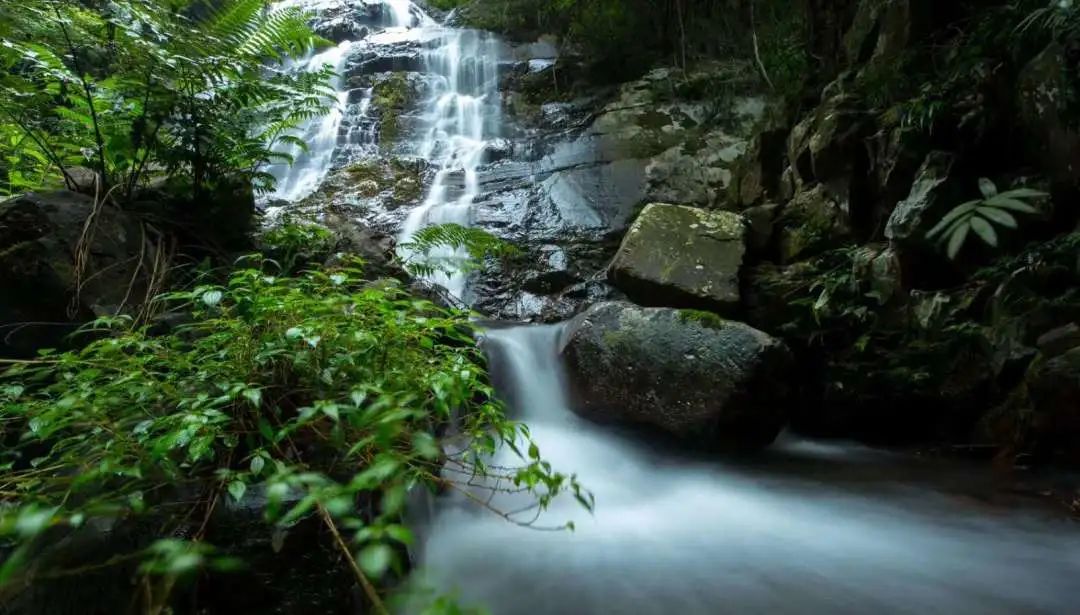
xmin=0 ymin=257 xmax=587 ymax=605
xmin=927 ymin=179 xmax=1047 ymax=259
xmin=1018 ymin=0 xmax=1080 ymax=39
xmin=400 ymin=223 xmax=521 ymax=279
xmin=0 ymin=0 xmax=335 ymax=199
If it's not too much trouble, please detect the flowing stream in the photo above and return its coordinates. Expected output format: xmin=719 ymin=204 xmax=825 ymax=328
xmin=268 ymin=2 xmax=1080 ymax=613
xmin=409 ymin=325 xmax=1080 ymax=614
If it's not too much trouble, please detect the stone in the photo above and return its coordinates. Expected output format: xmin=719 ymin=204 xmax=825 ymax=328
xmin=609 ymin=203 xmax=746 ymax=313
xmin=777 ymin=184 xmax=851 ymax=263
xmin=1036 ymin=323 xmax=1080 ymax=359
xmin=0 ymin=192 xmax=148 ymax=357
xmin=787 ymin=94 xmax=872 ymax=188
xmin=884 ymin=150 xmax=959 ymax=245
xmin=559 ymin=301 xmax=791 ymax=450
xmin=743 ymin=202 xmax=780 ymax=253
xmin=1018 ymin=43 xmax=1080 ymax=187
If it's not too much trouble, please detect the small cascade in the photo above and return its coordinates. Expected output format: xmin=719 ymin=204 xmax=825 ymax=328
xmin=410 ymin=324 xmax=1080 ymax=615
xmin=266 ymin=0 xmax=419 ymax=203
xmin=267 ymin=41 xmax=354 ymax=202
xmin=398 ymin=27 xmax=503 ymax=300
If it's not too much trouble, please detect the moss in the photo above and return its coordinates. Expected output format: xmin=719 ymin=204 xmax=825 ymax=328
xmin=678 ymin=309 xmax=727 ymax=329
xmin=372 ymin=73 xmax=413 ymax=149
xmin=345 ymin=161 xmax=383 ymax=184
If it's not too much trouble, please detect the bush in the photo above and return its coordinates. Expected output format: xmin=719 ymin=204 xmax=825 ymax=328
xmin=0 ymin=257 xmax=587 ymax=607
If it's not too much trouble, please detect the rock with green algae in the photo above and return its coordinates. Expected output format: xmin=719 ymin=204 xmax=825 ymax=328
xmin=559 ymin=301 xmax=791 ymax=451
xmin=608 ymin=203 xmax=747 ymax=314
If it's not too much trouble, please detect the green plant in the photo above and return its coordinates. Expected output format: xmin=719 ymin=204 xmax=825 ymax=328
xmin=1018 ymin=0 xmax=1080 ymax=38
xmin=0 ymin=257 xmax=588 ymax=608
xmin=927 ymin=179 xmax=1047 ymax=259
xmin=0 ymin=0 xmax=334 ymax=199
xmin=399 ymin=223 xmax=521 ymax=278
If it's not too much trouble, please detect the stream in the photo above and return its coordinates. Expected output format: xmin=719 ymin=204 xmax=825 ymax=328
xmin=268 ymin=2 xmax=1080 ymax=613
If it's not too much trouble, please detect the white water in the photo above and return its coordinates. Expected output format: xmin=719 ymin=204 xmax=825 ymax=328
xmin=268 ymin=0 xmax=418 ymax=202
xmin=268 ymin=41 xmax=354 ymax=202
xmin=409 ymin=324 xmax=1080 ymax=614
xmin=397 ymin=25 xmax=503 ymax=300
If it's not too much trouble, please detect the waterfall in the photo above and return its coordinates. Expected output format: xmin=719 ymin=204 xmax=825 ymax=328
xmin=398 ymin=27 xmax=503 ymax=300
xmin=267 ymin=0 xmax=418 ymax=203
xmin=409 ymin=324 xmax=1080 ymax=614
xmin=268 ymin=41 xmax=354 ymax=202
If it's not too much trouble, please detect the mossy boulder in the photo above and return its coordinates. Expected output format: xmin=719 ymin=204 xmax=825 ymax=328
xmin=608 ymin=203 xmax=746 ymax=314
xmin=559 ymin=301 xmax=791 ymax=451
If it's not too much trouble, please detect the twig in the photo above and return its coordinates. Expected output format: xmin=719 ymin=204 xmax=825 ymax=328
xmin=317 ymin=505 xmax=389 ymax=615
xmin=750 ymin=0 xmax=776 ymax=91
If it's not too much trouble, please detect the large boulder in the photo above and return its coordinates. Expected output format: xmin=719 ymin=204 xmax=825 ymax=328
xmin=1018 ymin=42 xmax=1080 ymax=187
xmin=0 ymin=192 xmax=149 ymax=357
xmin=559 ymin=301 xmax=792 ymax=450
xmin=609 ymin=204 xmax=747 ymax=313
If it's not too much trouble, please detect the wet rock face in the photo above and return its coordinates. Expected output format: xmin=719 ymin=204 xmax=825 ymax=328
xmin=559 ymin=301 xmax=792 ymax=451
xmin=609 ymin=204 xmax=747 ymax=314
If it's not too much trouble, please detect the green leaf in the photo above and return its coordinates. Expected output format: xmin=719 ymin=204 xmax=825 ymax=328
xmin=976 ymin=207 xmax=1017 ymax=228
xmin=358 ymin=544 xmax=393 ymax=578
xmin=926 ymin=201 xmax=980 ymax=239
xmin=250 ymin=455 xmax=265 ymax=476
xmin=969 ymin=216 xmax=998 ymax=247
xmin=228 ymin=480 xmax=247 ymax=503
xmin=983 ymin=196 xmax=1038 ymax=214
xmin=947 ymin=222 xmax=970 ymax=259
xmin=242 ymin=388 xmax=262 ymax=408
xmin=978 ymin=177 xmax=998 ymax=199
xmin=995 ymin=188 xmax=1048 ymax=200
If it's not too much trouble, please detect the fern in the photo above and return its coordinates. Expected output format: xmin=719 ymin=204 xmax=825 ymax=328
xmin=399 ymin=224 xmax=520 ymax=278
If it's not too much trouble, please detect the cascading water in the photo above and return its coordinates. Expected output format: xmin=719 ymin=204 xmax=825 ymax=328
xmin=410 ymin=324 xmax=1080 ymax=614
xmin=267 ymin=0 xmax=417 ymax=203
xmin=268 ymin=41 xmax=354 ymax=202
xmin=397 ymin=27 xmax=503 ymax=300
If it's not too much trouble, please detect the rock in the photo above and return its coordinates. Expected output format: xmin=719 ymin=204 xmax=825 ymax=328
xmin=1024 ymin=347 xmax=1080 ymax=460
xmin=609 ymin=203 xmax=746 ymax=313
xmin=0 ymin=192 xmax=148 ymax=356
xmin=852 ymin=244 xmax=902 ymax=303
xmin=787 ymin=94 xmax=872 ymax=189
xmin=727 ymin=121 xmax=790 ymax=208
xmin=61 ymin=166 xmax=101 ymax=195
xmin=844 ymin=0 xmax=934 ymax=70
xmin=1018 ymin=43 xmax=1080 ymax=187
xmin=559 ymin=301 xmax=791 ymax=450
xmin=1036 ymin=323 xmax=1080 ymax=359
xmin=884 ymin=150 xmax=959 ymax=245
xmin=777 ymin=184 xmax=851 ymax=262
xmin=743 ymin=202 xmax=780 ymax=254
xmin=644 ymin=100 xmax=766 ymax=207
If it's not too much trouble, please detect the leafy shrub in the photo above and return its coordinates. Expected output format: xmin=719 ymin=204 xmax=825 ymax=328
xmin=927 ymin=179 xmax=1047 ymax=259
xmin=0 ymin=257 xmax=586 ymax=605
xmin=0 ymin=0 xmax=334 ymax=198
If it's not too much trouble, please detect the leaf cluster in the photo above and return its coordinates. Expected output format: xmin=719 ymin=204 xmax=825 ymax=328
xmin=927 ymin=179 xmax=1047 ymax=259
xmin=0 ymin=257 xmax=585 ymax=602
xmin=0 ymin=0 xmax=335 ymax=199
